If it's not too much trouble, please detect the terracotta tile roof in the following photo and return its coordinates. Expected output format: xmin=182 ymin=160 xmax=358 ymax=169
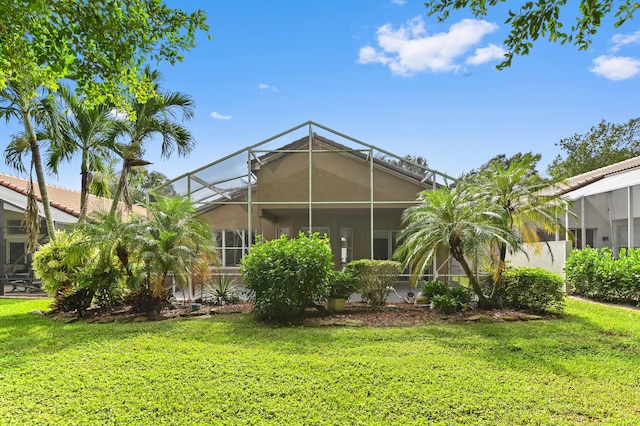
xmin=548 ymin=156 xmax=640 ymax=196
xmin=0 ymin=173 xmax=146 ymax=218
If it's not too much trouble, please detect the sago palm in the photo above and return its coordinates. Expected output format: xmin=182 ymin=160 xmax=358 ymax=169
xmin=466 ymin=153 xmax=572 ymax=265
xmin=395 ymin=185 xmax=518 ymax=308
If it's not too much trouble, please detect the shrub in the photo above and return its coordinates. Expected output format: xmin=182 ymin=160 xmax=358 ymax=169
xmin=123 ymin=286 xmax=170 ymax=315
xmin=565 ymin=247 xmax=640 ymax=303
xmin=328 ymin=269 xmax=359 ymax=299
xmin=345 ymin=259 xmax=401 ymax=308
xmin=32 ymin=231 xmax=96 ymax=315
xmin=499 ymin=267 xmax=565 ymax=312
xmin=206 ymin=274 xmax=241 ymax=305
xmin=419 ymin=280 xmax=471 ymax=313
xmin=420 ymin=280 xmax=447 ymax=303
xmin=240 ymin=233 xmax=333 ymax=320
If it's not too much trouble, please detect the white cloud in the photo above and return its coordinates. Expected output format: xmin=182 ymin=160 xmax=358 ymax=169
xmin=391 ymin=0 xmax=406 ymax=5
xmin=590 ymin=55 xmax=640 ymax=80
xmin=258 ymin=83 xmax=278 ymax=92
xmin=466 ymin=43 xmax=506 ymax=65
xmin=611 ymin=30 xmax=640 ymax=52
xmin=210 ymin=111 xmax=232 ymax=120
xmin=358 ymin=17 xmax=502 ymax=75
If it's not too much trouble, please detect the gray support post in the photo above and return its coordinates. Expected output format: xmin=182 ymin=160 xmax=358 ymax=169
xmin=247 ymin=149 xmax=253 ymax=249
xmin=370 ymin=148 xmax=374 ymax=259
xmin=581 ymin=197 xmax=586 ymax=249
xmin=628 ymin=186 xmax=634 ymax=250
xmin=308 ymin=123 xmax=313 ymax=231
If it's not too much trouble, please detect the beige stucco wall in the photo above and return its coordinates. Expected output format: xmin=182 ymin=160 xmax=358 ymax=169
xmin=506 ymin=240 xmax=572 ymax=280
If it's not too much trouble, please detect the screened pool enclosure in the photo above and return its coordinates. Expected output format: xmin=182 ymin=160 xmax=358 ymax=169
xmin=157 ymin=121 xmax=456 ymax=271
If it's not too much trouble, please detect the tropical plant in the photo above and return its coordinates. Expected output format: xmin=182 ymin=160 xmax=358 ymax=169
xmin=1 ymin=79 xmax=61 ymax=243
xmin=108 ymin=68 xmax=195 ymax=215
xmin=395 ymin=185 xmax=517 ymax=308
xmin=140 ymin=193 xmax=216 ymax=298
xmin=241 ymin=233 xmax=333 ymax=320
xmin=48 ymin=85 xmax=117 ymax=222
xmin=207 ymin=274 xmax=241 ymax=306
xmin=462 ymin=153 xmax=572 ymax=299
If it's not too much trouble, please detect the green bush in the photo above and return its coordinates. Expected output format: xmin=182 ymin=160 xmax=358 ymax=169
xmin=499 ymin=267 xmax=565 ymax=312
xmin=420 ymin=280 xmax=447 ymax=303
xmin=328 ymin=269 xmax=359 ymax=299
xmin=240 ymin=233 xmax=333 ymax=320
xmin=419 ymin=280 xmax=471 ymax=313
xmin=345 ymin=259 xmax=401 ymax=308
xmin=565 ymin=247 xmax=640 ymax=303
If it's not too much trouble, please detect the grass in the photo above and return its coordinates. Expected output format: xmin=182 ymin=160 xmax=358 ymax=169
xmin=1 ymin=298 xmax=639 ymax=425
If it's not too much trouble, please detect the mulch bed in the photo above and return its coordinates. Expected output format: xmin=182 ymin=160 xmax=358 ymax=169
xmin=48 ymin=300 xmax=558 ymax=326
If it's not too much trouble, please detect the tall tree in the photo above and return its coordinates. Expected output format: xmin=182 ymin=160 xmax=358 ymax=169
xmin=424 ymin=0 xmax=638 ymax=69
xmin=395 ymin=185 xmax=515 ymax=307
xmin=547 ymin=118 xmax=640 ymax=179
xmin=50 ymin=85 xmax=117 ymax=222
xmin=108 ymin=68 xmax=195 ymax=216
xmin=1 ymin=80 xmax=61 ymax=242
xmin=1 ymin=0 xmax=207 ymax=241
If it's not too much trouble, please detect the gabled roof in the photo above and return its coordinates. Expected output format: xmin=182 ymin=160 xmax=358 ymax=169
xmin=0 ymin=173 xmax=146 ymax=222
xmin=160 ymin=121 xmax=456 ymax=209
xmin=550 ymin=156 xmax=640 ymax=196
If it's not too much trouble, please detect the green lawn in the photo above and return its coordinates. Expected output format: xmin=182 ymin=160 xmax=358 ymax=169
xmin=1 ymin=298 xmax=639 ymax=425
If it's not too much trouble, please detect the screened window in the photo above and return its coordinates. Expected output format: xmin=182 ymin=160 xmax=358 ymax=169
xmin=214 ymin=229 xmax=258 ymax=267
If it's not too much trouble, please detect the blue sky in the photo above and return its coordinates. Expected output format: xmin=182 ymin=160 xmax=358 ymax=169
xmin=3 ymin=0 xmax=640 ymax=190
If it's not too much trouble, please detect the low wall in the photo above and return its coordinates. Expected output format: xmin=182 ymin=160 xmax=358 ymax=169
xmin=506 ymin=240 xmax=572 ymax=288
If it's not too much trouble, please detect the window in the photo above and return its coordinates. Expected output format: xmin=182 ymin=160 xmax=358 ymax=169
xmin=571 ymin=228 xmax=596 ymax=249
xmin=9 ymin=242 xmax=26 ymax=265
xmin=373 ymin=230 xmax=399 ymax=260
xmin=214 ymin=229 xmax=258 ymax=267
xmin=339 ymin=228 xmax=353 ymax=268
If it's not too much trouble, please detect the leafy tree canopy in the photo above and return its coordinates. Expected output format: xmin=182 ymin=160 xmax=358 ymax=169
xmin=547 ymin=117 xmax=640 ymax=179
xmin=0 ymin=0 xmax=209 ymax=110
xmin=424 ymin=0 xmax=639 ymax=68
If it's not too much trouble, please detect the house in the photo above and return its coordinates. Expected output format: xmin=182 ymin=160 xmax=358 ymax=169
xmin=159 ymin=121 xmax=456 ymax=277
xmin=507 ymin=156 xmax=640 ymax=278
xmin=552 ymin=156 xmax=640 ymax=252
xmin=0 ymin=173 xmax=145 ymax=294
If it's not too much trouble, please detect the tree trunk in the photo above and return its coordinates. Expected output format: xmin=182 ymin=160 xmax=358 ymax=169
xmin=452 ymin=251 xmax=492 ymax=308
xmin=78 ymin=146 xmax=89 ymax=223
xmin=22 ymin=110 xmax=57 ymax=243
xmin=109 ymin=164 xmax=128 ymax=217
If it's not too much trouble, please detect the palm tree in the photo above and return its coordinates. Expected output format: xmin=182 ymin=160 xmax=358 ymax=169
xmin=395 ymin=185 xmax=518 ymax=308
xmin=466 ymin=153 xmax=572 ymax=265
xmin=108 ymin=68 xmax=195 ymax=216
xmin=141 ymin=193 xmax=216 ymax=298
xmin=49 ymin=85 xmax=117 ymax=222
xmin=1 ymin=79 xmax=61 ymax=243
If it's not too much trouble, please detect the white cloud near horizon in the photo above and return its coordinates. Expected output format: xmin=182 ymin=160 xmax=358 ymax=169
xmin=391 ymin=0 xmax=406 ymax=5
xmin=258 ymin=83 xmax=278 ymax=92
xmin=210 ymin=111 xmax=232 ymax=120
xmin=358 ymin=17 xmax=502 ymax=75
xmin=590 ymin=55 xmax=640 ymax=80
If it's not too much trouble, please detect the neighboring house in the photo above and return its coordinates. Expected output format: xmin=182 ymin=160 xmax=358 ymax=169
xmin=0 ymin=173 xmax=146 ymax=279
xmin=552 ymin=156 xmax=640 ymax=253
xmin=508 ymin=156 xmax=640 ymax=278
xmin=159 ymin=121 xmax=456 ymax=277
